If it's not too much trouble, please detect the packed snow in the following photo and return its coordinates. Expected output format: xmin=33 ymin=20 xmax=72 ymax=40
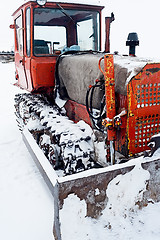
xmin=1 ymin=60 xmax=160 ymax=240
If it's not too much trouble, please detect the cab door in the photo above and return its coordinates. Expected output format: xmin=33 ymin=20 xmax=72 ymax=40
xmin=24 ymin=7 xmax=33 ymax=92
xmin=15 ymin=11 xmax=28 ymax=89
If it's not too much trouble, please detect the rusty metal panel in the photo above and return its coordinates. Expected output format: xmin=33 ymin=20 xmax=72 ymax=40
xmin=127 ymin=63 xmax=160 ymax=156
xmin=101 ymin=54 xmax=116 ymax=141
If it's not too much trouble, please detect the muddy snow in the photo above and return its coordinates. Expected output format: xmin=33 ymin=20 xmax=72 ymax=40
xmin=0 ymin=61 xmax=160 ymax=240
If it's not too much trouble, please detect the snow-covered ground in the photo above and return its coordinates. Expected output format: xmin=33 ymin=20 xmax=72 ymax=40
xmin=0 ymin=62 xmax=54 ymax=240
xmin=1 ymin=61 xmax=160 ymax=240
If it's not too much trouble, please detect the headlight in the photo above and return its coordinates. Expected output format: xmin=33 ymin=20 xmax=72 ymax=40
xmin=36 ymin=0 xmax=47 ymax=6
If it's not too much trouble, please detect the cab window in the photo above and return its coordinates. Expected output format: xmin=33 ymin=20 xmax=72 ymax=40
xmin=33 ymin=7 xmax=100 ymax=56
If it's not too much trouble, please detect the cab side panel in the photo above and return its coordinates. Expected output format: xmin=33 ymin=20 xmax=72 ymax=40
xmin=31 ymin=57 xmax=56 ymax=90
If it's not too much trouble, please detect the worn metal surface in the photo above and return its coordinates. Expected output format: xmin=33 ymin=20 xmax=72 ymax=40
xmin=101 ymin=54 xmax=116 ymax=141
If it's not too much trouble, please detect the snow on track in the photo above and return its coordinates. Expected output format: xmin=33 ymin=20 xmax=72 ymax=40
xmin=0 ymin=62 xmax=54 ymax=240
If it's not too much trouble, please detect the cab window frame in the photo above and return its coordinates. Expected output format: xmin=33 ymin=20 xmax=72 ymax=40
xmin=26 ymin=7 xmax=31 ymax=57
xmin=33 ymin=7 xmax=101 ymax=56
xmin=33 ymin=7 xmax=67 ymax=57
xmin=15 ymin=12 xmax=24 ymax=56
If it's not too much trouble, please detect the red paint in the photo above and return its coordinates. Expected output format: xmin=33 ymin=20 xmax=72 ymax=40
xmin=12 ymin=1 xmax=103 ymax=94
xmin=64 ymin=100 xmax=92 ymax=126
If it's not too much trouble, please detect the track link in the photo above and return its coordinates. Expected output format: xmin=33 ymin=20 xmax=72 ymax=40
xmin=14 ymin=93 xmax=97 ymax=175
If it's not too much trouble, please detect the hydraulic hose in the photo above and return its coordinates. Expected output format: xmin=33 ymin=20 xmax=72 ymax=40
xmin=86 ymin=81 xmax=105 ymax=131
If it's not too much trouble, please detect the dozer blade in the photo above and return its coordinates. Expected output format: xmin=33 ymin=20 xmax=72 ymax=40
xmin=22 ymin=128 xmax=160 ymax=240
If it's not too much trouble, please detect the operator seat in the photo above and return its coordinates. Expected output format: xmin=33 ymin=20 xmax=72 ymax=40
xmin=34 ymin=40 xmax=49 ymax=55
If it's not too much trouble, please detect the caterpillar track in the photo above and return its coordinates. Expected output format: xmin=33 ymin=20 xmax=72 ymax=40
xmin=14 ymin=93 xmax=100 ymax=176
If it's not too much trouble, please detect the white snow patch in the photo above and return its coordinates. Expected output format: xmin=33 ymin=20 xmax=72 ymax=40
xmin=26 ymin=117 xmax=44 ymax=131
xmin=114 ymin=55 xmax=152 ymax=85
xmin=0 ymin=62 xmax=54 ymax=240
xmin=94 ymin=141 xmax=107 ymax=164
xmin=60 ymin=194 xmax=88 ymax=239
xmin=104 ymin=162 xmax=150 ymax=218
xmin=55 ymin=91 xmax=67 ymax=108
xmin=95 ymin=188 xmax=100 ymax=196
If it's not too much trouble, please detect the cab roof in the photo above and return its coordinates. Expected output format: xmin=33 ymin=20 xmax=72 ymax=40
xmin=12 ymin=0 xmax=104 ymax=16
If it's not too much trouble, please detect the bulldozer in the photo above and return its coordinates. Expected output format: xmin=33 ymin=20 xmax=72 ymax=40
xmin=10 ymin=0 xmax=160 ymax=239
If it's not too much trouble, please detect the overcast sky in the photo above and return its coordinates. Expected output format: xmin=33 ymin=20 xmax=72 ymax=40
xmin=1 ymin=0 xmax=160 ymax=58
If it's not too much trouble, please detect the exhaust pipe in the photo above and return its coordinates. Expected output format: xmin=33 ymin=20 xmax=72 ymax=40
xmin=105 ymin=13 xmax=115 ymax=53
xmin=126 ymin=32 xmax=139 ymax=56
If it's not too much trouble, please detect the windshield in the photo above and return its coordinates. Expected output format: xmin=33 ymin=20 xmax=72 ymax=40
xmin=33 ymin=7 xmax=100 ymax=55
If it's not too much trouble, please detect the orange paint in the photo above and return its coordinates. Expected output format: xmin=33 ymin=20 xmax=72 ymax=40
xmin=127 ymin=63 xmax=160 ymax=156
